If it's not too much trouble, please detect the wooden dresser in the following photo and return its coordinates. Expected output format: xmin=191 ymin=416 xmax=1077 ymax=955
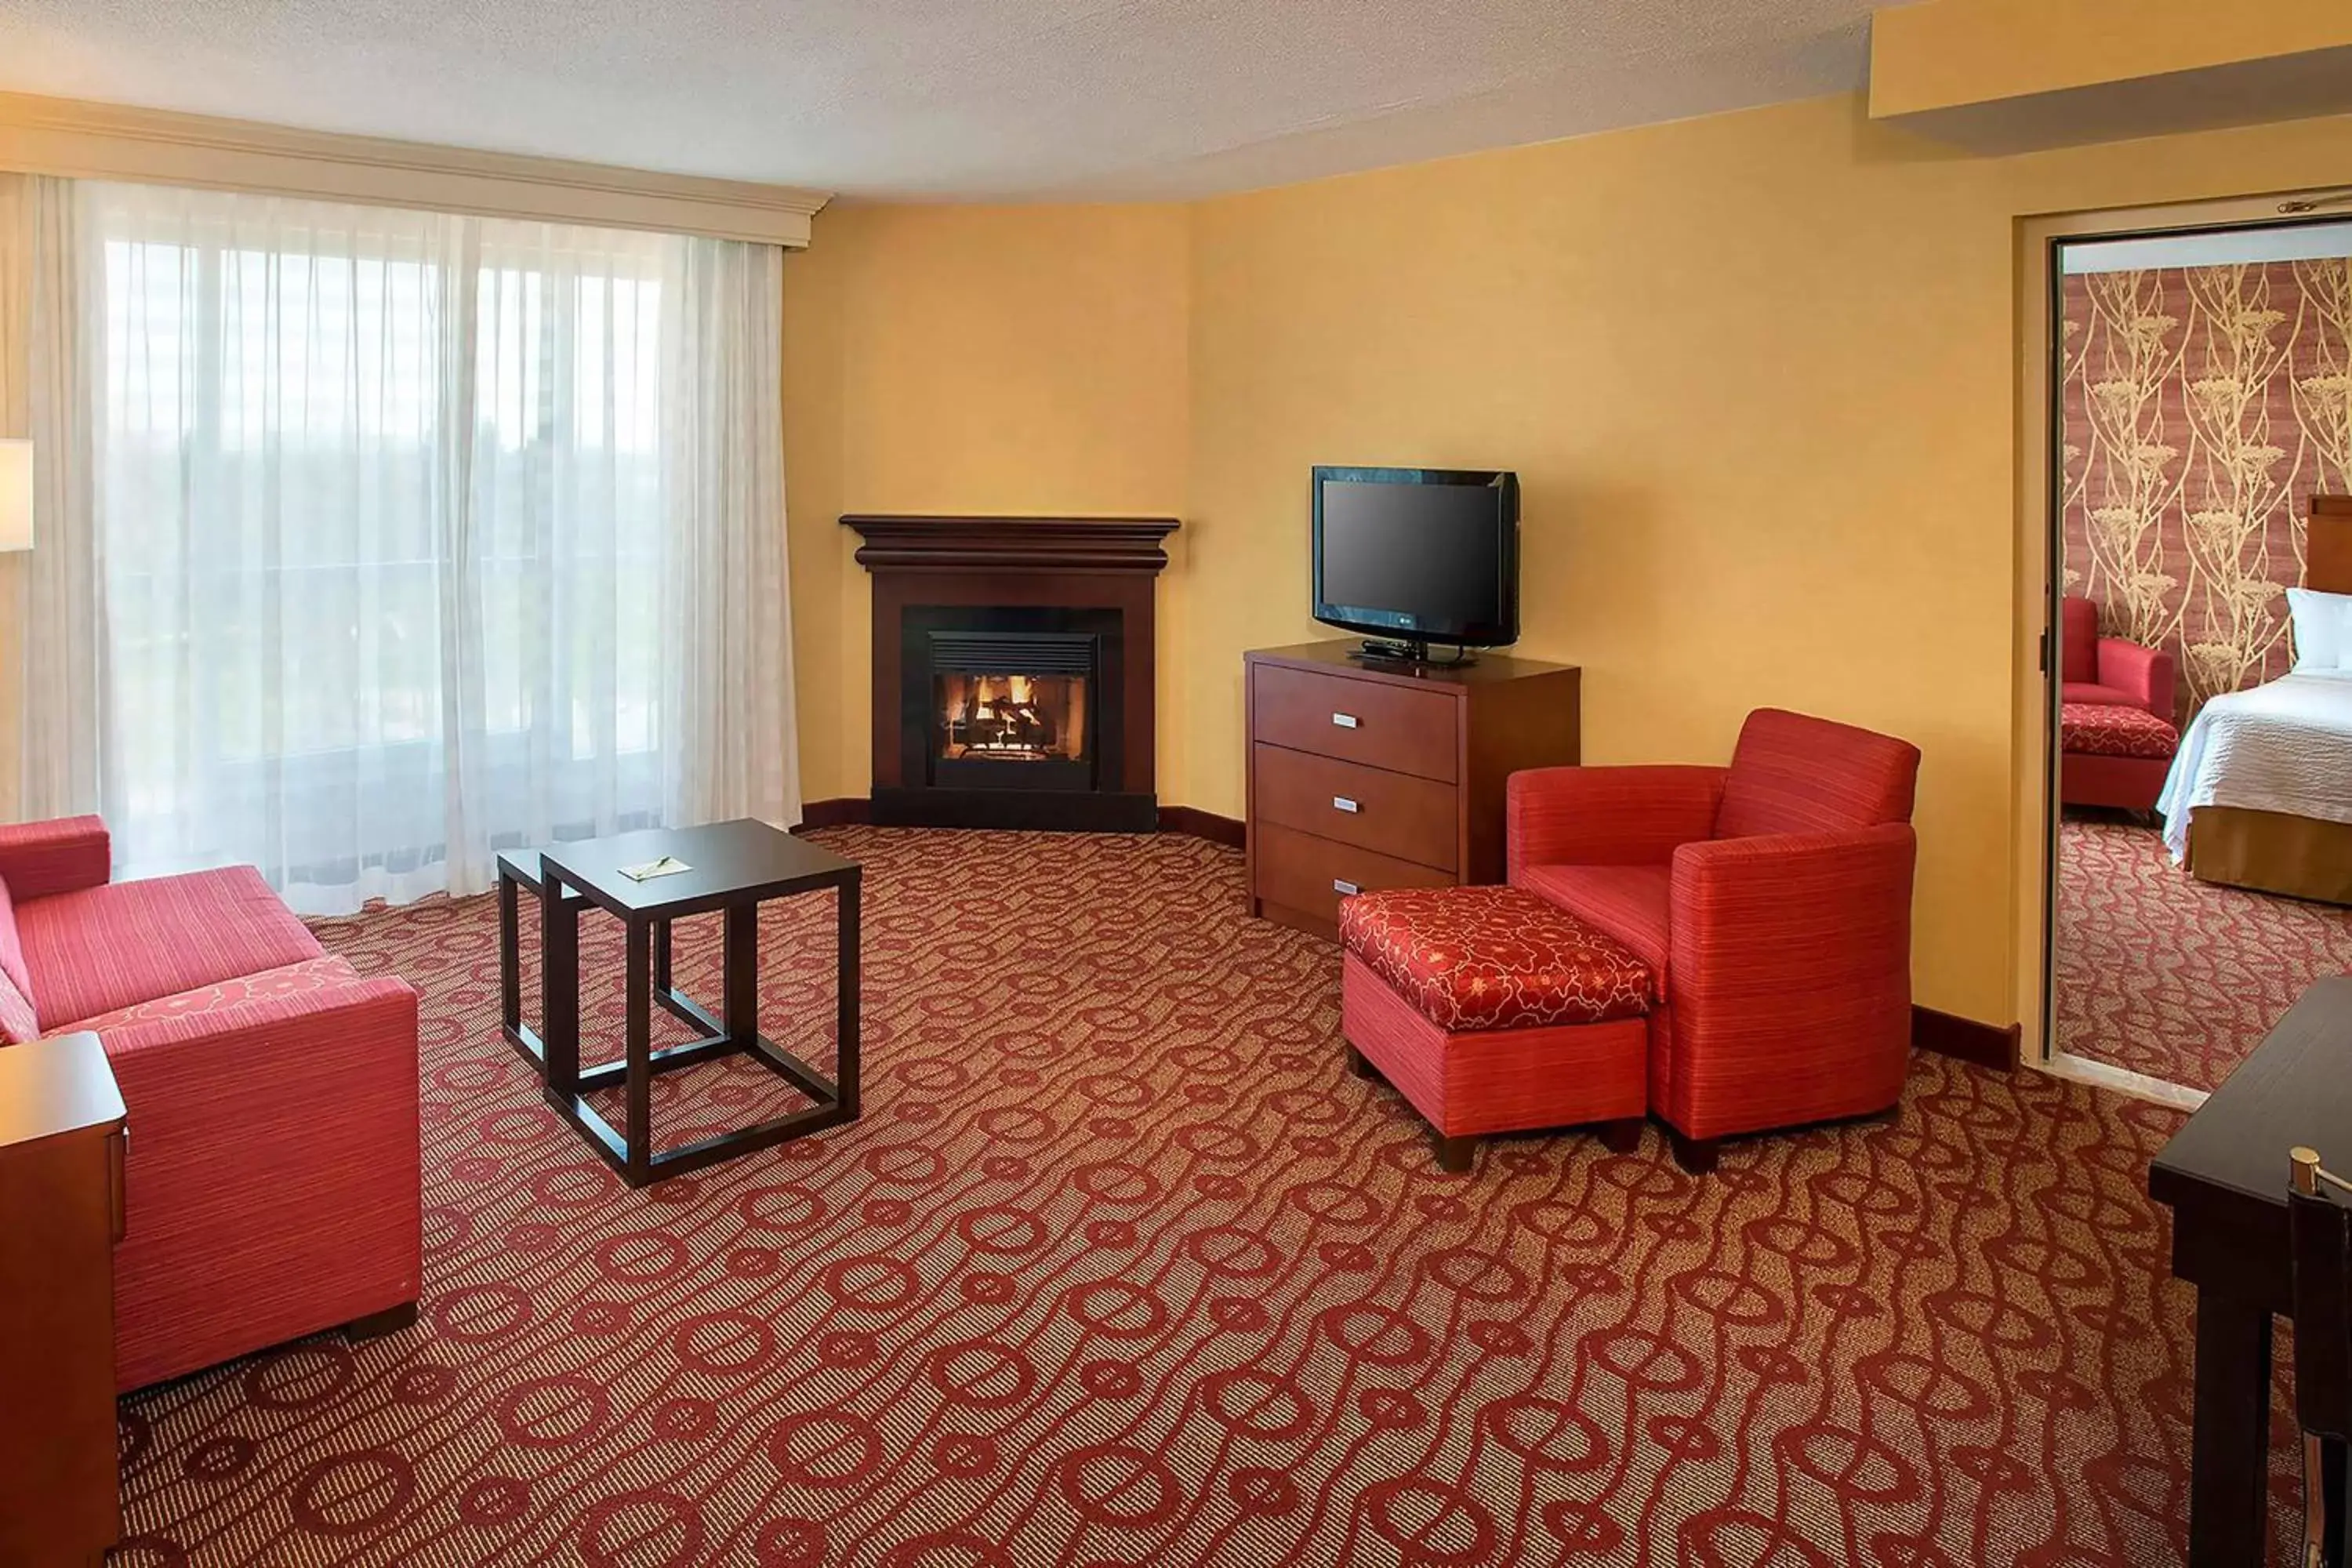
xmin=0 ymin=1031 xmax=126 ymax=1566
xmin=1244 ymin=641 xmax=1581 ymax=938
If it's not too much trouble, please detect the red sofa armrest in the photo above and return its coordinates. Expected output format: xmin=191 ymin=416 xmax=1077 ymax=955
xmin=0 ymin=815 xmax=110 ymax=900
xmin=1507 ymin=765 xmax=1726 ymax=876
xmin=99 ymin=976 xmax=421 ymax=1391
xmin=2096 ymin=637 xmax=2176 ymax=720
xmin=1659 ymin=822 xmax=1916 ymax=1139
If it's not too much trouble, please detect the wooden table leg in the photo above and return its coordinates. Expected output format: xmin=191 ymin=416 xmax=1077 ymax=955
xmin=724 ymin=903 xmax=757 ymax=1047
xmin=837 ymin=873 xmax=861 ymax=1120
xmin=2189 ymin=1285 xmax=2274 ymax=1566
xmin=539 ymin=866 xmax=580 ymax=1096
xmin=498 ymin=869 xmax=521 ymax=1045
xmin=624 ymin=919 xmax=652 ymax=1186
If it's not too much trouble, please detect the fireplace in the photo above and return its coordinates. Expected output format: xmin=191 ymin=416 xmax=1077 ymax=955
xmin=847 ymin=515 xmax=1178 ymax=832
xmin=931 ymin=633 xmax=1095 ymax=788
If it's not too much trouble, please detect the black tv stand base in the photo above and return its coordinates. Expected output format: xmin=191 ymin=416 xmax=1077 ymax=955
xmin=1353 ymin=637 xmax=1476 ymax=669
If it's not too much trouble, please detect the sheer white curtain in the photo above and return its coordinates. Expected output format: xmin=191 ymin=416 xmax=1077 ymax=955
xmin=5 ymin=175 xmax=104 ymax=826
xmin=64 ymin=182 xmax=794 ymax=911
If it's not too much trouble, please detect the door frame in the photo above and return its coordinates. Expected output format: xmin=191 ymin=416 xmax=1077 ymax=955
xmin=2013 ymin=184 xmax=2352 ymax=1083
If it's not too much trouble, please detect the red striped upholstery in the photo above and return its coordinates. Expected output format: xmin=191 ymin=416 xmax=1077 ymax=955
xmin=0 ymin=969 xmax=34 ymax=1045
xmin=0 ymin=815 xmax=422 ymax=1388
xmin=1338 ymin=885 xmax=1650 ymax=1031
xmin=1515 ymin=863 xmax=1671 ymax=1002
xmin=1341 ymin=951 xmax=1647 ymax=1138
xmin=0 ymin=874 xmax=35 ymax=1043
xmin=2063 ymin=594 xmax=2176 ymax=719
xmin=2060 ymin=751 xmax=2171 ymax=813
xmin=2060 ymin=595 xmax=2099 ymax=684
xmin=100 ymin=975 xmax=422 ymax=1391
xmin=1510 ymin=709 xmax=1922 ymax=1148
xmin=17 ymin=865 xmax=322 ymax=1030
xmin=1714 ymin=709 xmax=1920 ymax=840
xmin=1505 ymin=765 xmax=1723 ymax=871
xmin=0 ymin=815 xmax=111 ymax=901
xmin=1659 ymin=824 xmax=1918 ymax=1139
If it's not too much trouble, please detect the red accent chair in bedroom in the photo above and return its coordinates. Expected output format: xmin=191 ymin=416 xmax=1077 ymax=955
xmin=0 ymin=816 xmax=421 ymax=1391
xmin=1508 ymin=709 xmax=1920 ymax=1171
xmin=2058 ymin=593 xmax=2180 ymax=813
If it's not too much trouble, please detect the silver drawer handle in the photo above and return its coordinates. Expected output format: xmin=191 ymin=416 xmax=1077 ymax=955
xmin=1332 ymin=796 xmax=1359 ymax=813
xmin=1331 ymin=712 xmax=1359 ymax=729
xmin=1333 ymin=878 xmax=1360 ymax=896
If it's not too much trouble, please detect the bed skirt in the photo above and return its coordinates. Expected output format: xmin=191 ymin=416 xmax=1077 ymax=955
xmin=2187 ymin=806 xmax=2352 ymax=906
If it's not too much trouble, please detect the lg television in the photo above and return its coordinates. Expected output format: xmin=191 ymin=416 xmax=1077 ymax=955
xmin=1311 ymin=466 xmax=1519 ymax=661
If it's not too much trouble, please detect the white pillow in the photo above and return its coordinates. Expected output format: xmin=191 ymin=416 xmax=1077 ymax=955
xmin=2287 ymin=586 xmax=2352 ymax=673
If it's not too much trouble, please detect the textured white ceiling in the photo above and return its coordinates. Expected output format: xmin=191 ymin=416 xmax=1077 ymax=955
xmin=0 ymin=0 xmax=1877 ymax=199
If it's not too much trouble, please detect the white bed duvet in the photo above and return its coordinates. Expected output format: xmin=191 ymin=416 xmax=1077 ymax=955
xmin=2158 ymin=672 xmax=2352 ymax=860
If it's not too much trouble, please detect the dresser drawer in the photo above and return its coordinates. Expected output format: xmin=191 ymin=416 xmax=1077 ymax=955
xmin=1250 ymin=662 xmax=1458 ymax=783
xmin=1252 ymin=742 xmax=1457 ymax=873
xmin=1251 ymin=822 xmax=1454 ymax=934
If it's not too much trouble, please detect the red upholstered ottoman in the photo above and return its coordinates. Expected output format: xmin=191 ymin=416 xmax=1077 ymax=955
xmin=1338 ymin=885 xmax=1650 ymax=1172
xmin=2060 ymin=700 xmax=2179 ymax=813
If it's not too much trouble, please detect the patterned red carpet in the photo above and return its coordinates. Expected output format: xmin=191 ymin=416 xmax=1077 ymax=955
xmin=2056 ymin=815 xmax=2352 ymax=1091
xmin=110 ymin=826 xmax=2292 ymax=1566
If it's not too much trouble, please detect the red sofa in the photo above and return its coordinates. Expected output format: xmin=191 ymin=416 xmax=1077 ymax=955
xmin=0 ymin=816 xmax=420 ymax=1391
xmin=1507 ymin=709 xmax=1920 ymax=1170
xmin=2058 ymin=594 xmax=2179 ymax=813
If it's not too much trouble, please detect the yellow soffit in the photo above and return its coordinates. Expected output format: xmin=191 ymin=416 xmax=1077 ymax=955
xmin=1869 ymin=0 xmax=2352 ymax=153
xmin=0 ymin=91 xmax=830 ymax=249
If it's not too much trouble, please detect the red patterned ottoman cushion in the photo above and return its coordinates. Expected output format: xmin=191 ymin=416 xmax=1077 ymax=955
xmin=1338 ymin=885 xmax=1651 ymax=1032
xmin=2060 ymin=702 xmax=2178 ymax=760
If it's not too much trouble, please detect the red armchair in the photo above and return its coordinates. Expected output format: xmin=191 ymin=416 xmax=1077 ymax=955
xmin=2061 ymin=594 xmax=2175 ymax=718
xmin=0 ymin=816 xmax=421 ymax=1390
xmin=2058 ymin=595 xmax=2180 ymax=812
xmin=1508 ymin=710 xmax=1920 ymax=1171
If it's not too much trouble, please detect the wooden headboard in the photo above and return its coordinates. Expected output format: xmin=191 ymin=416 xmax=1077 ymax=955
xmin=2311 ymin=496 xmax=2352 ymax=593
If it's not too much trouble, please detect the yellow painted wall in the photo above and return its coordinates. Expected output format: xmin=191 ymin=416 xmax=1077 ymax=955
xmin=1175 ymin=93 xmax=2352 ymax=1023
xmin=1871 ymin=0 xmax=2352 ymax=118
xmin=779 ymin=202 xmax=1191 ymax=802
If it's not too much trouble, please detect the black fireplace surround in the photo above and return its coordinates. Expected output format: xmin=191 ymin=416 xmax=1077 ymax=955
xmin=880 ymin=604 xmax=1149 ymax=831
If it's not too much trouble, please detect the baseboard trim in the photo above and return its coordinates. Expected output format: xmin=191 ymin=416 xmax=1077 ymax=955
xmin=1158 ymin=805 xmax=1246 ymax=849
xmin=794 ymin=797 xmax=873 ymax=832
xmin=795 ymin=795 xmax=1247 ymax=848
xmin=1912 ymin=1004 xmax=2020 ymax=1072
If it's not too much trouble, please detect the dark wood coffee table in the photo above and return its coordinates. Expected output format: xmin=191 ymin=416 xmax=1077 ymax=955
xmin=506 ymin=819 xmax=860 ymax=1187
xmin=2151 ymin=976 xmax=2352 ymax=1566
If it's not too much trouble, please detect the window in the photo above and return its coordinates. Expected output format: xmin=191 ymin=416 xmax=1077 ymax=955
xmin=82 ymin=184 xmax=774 ymax=909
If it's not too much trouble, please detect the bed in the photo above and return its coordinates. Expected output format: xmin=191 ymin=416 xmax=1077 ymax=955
xmin=2158 ymin=495 xmax=2352 ymax=905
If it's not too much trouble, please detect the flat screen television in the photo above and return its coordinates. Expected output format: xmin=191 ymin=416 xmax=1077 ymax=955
xmin=1311 ymin=466 xmax=1519 ymax=657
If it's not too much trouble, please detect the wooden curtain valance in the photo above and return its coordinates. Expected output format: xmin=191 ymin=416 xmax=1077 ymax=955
xmin=0 ymin=91 xmax=829 ymax=249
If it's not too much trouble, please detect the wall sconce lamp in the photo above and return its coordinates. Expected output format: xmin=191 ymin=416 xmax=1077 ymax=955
xmin=0 ymin=439 xmax=30 ymax=554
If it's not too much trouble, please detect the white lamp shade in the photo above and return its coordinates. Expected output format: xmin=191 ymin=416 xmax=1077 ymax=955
xmin=0 ymin=440 xmax=29 ymax=553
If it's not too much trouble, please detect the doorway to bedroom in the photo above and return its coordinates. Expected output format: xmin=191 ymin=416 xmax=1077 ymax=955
xmin=2045 ymin=216 xmax=2352 ymax=1102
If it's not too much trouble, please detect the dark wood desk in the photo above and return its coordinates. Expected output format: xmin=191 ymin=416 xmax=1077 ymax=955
xmin=2151 ymin=976 xmax=2352 ymax=1566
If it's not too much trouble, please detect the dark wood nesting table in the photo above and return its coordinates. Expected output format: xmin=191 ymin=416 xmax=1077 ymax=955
xmin=496 ymin=819 xmax=860 ymax=1187
xmin=2151 ymin=976 xmax=2352 ymax=1566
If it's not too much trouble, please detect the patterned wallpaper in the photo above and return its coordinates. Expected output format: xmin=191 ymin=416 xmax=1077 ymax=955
xmin=2061 ymin=257 xmax=2352 ymax=717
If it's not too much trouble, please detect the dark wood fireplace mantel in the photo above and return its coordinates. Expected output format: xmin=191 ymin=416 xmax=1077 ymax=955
xmin=843 ymin=515 xmax=1179 ymax=574
xmin=844 ymin=514 xmax=1179 ymax=833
